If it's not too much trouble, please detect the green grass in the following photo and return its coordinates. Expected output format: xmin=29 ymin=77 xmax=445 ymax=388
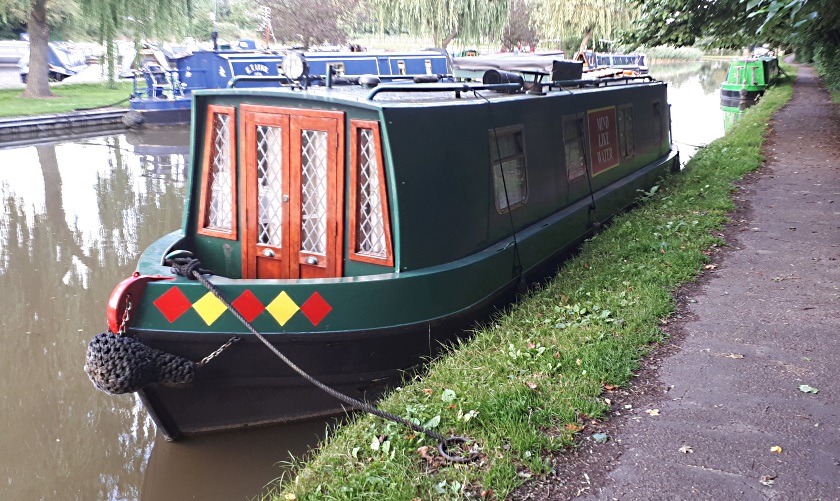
xmin=0 ymin=82 xmax=133 ymax=117
xmin=262 ymin=65 xmax=797 ymax=501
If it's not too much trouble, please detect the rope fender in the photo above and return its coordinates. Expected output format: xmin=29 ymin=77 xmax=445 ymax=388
xmin=84 ymin=332 xmax=196 ymax=395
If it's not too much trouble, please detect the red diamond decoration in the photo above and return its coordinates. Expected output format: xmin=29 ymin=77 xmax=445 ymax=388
xmin=299 ymin=292 xmax=332 ymax=326
xmin=153 ymin=286 xmax=192 ymax=322
xmin=232 ymin=290 xmax=265 ymax=322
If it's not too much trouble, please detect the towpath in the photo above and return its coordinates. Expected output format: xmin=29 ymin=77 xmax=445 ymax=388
xmin=515 ymin=63 xmax=840 ymax=499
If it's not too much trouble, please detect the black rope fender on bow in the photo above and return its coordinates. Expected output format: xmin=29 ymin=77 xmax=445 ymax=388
xmin=168 ymin=256 xmax=477 ymax=463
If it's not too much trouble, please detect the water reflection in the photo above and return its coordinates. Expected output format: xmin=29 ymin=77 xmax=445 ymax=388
xmin=0 ymin=132 xmax=186 ymax=500
xmin=0 ymin=60 xmax=732 ymax=500
xmin=650 ymin=60 xmax=729 ymax=162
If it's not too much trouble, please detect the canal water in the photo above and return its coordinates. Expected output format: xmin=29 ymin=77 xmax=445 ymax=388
xmin=0 ymin=60 xmax=729 ymax=500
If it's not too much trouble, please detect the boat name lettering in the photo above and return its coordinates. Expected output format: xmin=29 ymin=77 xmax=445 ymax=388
xmin=244 ymin=63 xmax=269 ymax=75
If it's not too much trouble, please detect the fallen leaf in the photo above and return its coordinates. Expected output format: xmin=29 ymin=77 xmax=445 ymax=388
xmin=604 ymin=398 xmax=612 ymax=405
xmin=760 ymin=474 xmax=777 ymax=486
xmin=704 ymin=264 xmax=718 ymax=270
xmin=592 ymin=432 xmax=609 ymax=443
xmin=422 ymin=389 xmax=433 ymax=395
xmin=417 ymin=445 xmax=435 ymax=463
xmin=565 ymin=423 xmax=584 ymax=432
xmin=603 ymin=384 xmax=618 ymax=391
xmin=526 ymin=381 xmax=538 ymax=389
xmin=678 ymin=445 xmax=693 ymax=454
xmin=799 ymin=384 xmax=819 ymax=394
xmin=770 ymin=446 xmax=782 ymax=453
xmin=645 ymin=409 xmax=660 ymax=416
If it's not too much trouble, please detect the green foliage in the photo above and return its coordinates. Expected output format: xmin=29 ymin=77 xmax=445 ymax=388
xmin=0 ymin=82 xmax=132 ymax=117
xmin=367 ymin=0 xmax=510 ymax=48
xmin=265 ymin=67 xmax=796 ymax=501
xmin=640 ymin=45 xmax=704 ymax=61
xmin=533 ymin=0 xmax=638 ymax=49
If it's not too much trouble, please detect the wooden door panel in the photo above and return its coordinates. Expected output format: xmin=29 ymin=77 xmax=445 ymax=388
xmin=241 ymin=107 xmax=344 ymax=280
xmin=242 ymin=108 xmax=291 ymax=279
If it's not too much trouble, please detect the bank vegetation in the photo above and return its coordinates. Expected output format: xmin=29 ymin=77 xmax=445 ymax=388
xmin=262 ymin=65 xmax=796 ymax=500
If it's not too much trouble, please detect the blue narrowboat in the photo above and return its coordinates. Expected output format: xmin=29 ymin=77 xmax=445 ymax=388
xmin=126 ymin=49 xmax=451 ymax=125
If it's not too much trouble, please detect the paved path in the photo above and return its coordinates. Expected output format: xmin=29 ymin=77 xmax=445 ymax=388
xmin=516 ymin=64 xmax=840 ymax=500
xmin=583 ymin=63 xmax=840 ymax=500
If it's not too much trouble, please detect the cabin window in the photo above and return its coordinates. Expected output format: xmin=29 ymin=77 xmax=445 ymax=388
xmin=489 ymin=125 xmax=528 ymax=212
xmin=300 ymin=129 xmax=329 ymax=255
xmin=562 ymin=114 xmax=587 ymax=181
xmin=617 ymin=104 xmax=636 ymax=159
xmin=397 ymin=60 xmax=406 ymax=75
xmin=349 ymin=120 xmax=393 ymax=265
xmin=331 ymin=63 xmax=346 ymax=77
xmin=197 ymin=105 xmax=237 ymax=239
xmin=424 ymin=60 xmax=432 ymax=74
xmin=256 ymin=125 xmax=284 ymax=246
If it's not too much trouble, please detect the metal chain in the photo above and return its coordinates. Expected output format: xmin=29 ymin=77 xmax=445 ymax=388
xmin=118 ymin=297 xmax=132 ymax=335
xmin=197 ymin=335 xmax=241 ymax=367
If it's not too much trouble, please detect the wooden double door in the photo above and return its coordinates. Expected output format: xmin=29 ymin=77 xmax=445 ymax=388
xmin=241 ymin=105 xmax=345 ymax=279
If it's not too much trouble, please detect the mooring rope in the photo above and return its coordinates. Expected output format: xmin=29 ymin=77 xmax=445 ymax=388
xmin=169 ymin=256 xmax=476 ymax=463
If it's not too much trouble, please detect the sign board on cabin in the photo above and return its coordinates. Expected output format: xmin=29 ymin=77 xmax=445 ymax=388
xmin=587 ymin=106 xmax=619 ymax=175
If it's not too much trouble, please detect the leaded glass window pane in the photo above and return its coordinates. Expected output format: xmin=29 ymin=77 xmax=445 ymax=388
xmin=356 ymin=128 xmax=387 ymax=258
xmin=300 ymin=129 xmax=328 ymax=255
xmin=207 ymin=113 xmax=232 ymax=230
xmin=257 ymin=125 xmax=283 ymax=246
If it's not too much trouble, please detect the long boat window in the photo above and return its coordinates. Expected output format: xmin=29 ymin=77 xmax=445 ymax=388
xmin=300 ymin=129 xmax=329 ymax=255
xmin=349 ymin=120 xmax=393 ymax=265
xmin=197 ymin=105 xmax=237 ymax=239
xmin=257 ymin=125 xmax=284 ymax=246
xmin=489 ymin=125 xmax=528 ymax=213
xmin=562 ymin=114 xmax=587 ymax=181
xmin=617 ymin=104 xmax=636 ymax=159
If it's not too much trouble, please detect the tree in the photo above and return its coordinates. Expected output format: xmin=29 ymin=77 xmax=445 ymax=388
xmin=368 ymin=0 xmax=510 ymax=49
xmin=501 ymin=0 xmax=539 ymax=51
xmin=532 ymin=0 xmax=638 ymax=53
xmin=23 ymin=0 xmax=53 ymax=98
xmin=622 ymin=0 xmax=826 ymax=49
xmin=263 ymin=0 xmax=357 ymax=47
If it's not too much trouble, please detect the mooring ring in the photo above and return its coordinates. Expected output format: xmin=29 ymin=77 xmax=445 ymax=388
xmin=438 ymin=436 xmax=477 ymax=463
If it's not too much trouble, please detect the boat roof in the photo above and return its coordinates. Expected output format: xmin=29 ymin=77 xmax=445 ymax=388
xmin=194 ymin=75 xmax=664 ymax=111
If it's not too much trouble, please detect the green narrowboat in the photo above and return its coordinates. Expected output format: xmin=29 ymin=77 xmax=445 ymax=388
xmin=720 ymin=55 xmax=780 ymax=103
xmin=85 ymin=53 xmax=679 ymax=440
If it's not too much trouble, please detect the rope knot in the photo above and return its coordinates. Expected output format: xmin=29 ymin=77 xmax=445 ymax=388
xmin=170 ymin=257 xmax=212 ymax=279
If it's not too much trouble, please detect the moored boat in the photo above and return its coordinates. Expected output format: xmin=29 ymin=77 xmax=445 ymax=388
xmin=720 ymin=55 xmax=780 ymax=103
xmin=125 ymin=49 xmax=451 ymax=125
xmin=86 ymin=52 xmax=680 ymax=440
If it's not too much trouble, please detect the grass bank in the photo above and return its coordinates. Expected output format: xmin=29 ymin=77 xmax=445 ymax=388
xmin=265 ymin=67 xmax=796 ymax=501
xmin=0 ymin=82 xmax=133 ymax=118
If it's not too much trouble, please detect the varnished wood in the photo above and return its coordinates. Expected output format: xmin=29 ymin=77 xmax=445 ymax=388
xmin=242 ymin=105 xmax=291 ymax=279
xmin=240 ymin=105 xmax=344 ymax=279
xmin=348 ymin=120 xmax=394 ymax=267
xmin=197 ymin=105 xmax=238 ymax=240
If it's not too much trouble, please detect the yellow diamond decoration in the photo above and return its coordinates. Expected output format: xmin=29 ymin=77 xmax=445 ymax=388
xmin=266 ymin=291 xmax=299 ymax=326
xmin=192 ymin=292 xmax=228 ymax=326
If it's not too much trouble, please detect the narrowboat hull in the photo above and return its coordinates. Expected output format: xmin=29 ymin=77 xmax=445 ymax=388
xmin=124 ymin=149 xmax=679 ymax=439
xmin=720 ymin=56 xmax=780 ymax=103
xmin=86 ymin=55 xmax=682 ymax=440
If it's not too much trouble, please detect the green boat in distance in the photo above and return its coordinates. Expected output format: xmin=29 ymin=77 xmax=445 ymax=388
xmin=720 ymin=55 xmax=780 ymax=104
xmin=87 ymin=53 xmax=680 ymax=440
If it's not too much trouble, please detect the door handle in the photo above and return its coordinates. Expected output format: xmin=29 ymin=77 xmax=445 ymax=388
xmin=262 ymin=248 xmax=275 ymax=257
xmin=306 ymin=256 xmax=319 ymax=265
